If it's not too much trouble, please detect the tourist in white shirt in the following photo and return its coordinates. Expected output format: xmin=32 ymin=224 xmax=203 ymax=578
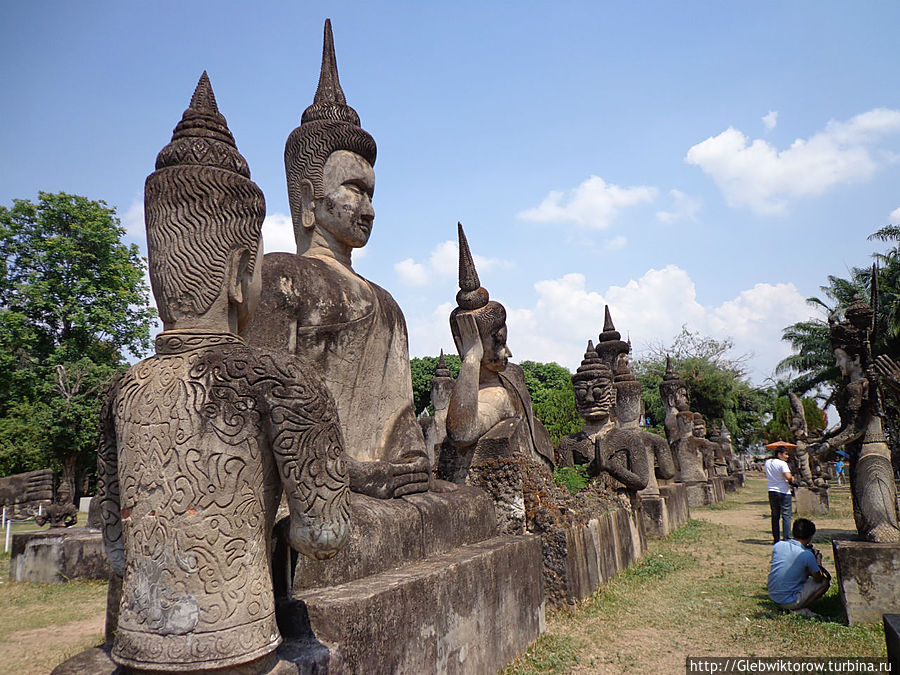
xmin=765 ymin=449 xmax=794 ymax=544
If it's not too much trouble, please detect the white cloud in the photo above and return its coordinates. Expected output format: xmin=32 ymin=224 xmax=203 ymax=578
xmin=395 ymin=258 xmax=429 ymax=286
xmin=406 ymin=265 xmax=812 ymax=383
xmin=122 ymin=197 xmax=145 ymax=244
xmin=762 ymin=110 xmax=778 ymax=131
xmin=394 ymin=240 xmax=512 ymax=287
xmin=686 ymin=108 xmax=900 ymax=215
xmin=518 ymin=175 xmax=658 ymax=230
xmin=262 ymin=212 xmax=295 ymax=254
xmin=603 ymin=235 xmax=628 ymax=251
xmin=890 ymin=207 xmax=900 ymax=222
xmin=655 ymin=189 xmax=702 ymax=224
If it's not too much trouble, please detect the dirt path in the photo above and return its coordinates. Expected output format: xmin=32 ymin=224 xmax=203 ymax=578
xmin=512 ymin=476 xmax=884 ymax=674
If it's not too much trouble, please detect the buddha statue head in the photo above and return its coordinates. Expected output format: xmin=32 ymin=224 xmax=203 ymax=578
xmin=145 ymin=72 xmax=265 ymax=332
xmin=692 ymin=412 xmax=707 ymax=438
xmin=449 ymin=223 xmax=511 ymax=372
xmin=659 ymin=355 xmax=689 ymax=412
xmin=594 ymin=306 xmax=631 ymax=377
xmin=284 ymin=19 xmax=378 ymax=261
xmin=571 ymin=341 xmax=614 ymax=423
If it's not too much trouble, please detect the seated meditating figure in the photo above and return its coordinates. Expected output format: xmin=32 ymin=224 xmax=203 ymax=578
xmin=658 ymin=356 xmax=705 ymax=481
xmin=441 ymin=223 xmax=555 ymax=470
xmin=557 ymin=342 xmax=615 ymax=467
xmin=96 ymin=73 xmax=350 ymax=673
xmin=595 ymin=359 xmax=675 ymax=498
xmin=692 ymin=413 xmax=723 ymax=476
xmin=242 ymin=21 xmax=429 ymax=498
xmin=815 ymin=276 xmax=900 ymax=542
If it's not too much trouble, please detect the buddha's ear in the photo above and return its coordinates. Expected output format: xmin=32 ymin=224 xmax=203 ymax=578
xmin=227 ymin=247 xmax=253 ymax=306
xmin=298 ymin=179 xmax=316 ymax=230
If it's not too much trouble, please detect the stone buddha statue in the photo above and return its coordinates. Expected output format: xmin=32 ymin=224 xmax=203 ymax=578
xmin=598 ymin=360 xmax=675 ymax=498
xmin=442 ymin=223 xmax=555 ymax=469
xmin=557 ymin=341 xmax=615 ymax=467
xmin=96 ymin=73 xmax=350 ymax=673
xmin=816 ymin=276 xmax=900 ymax=542
xmin=691 ymin=413 xmax=722 ymax=476
xmin=242 ymin=20 xmax=429 ymax=499
xmin=659 ymin=357 xmax=706 ymax=482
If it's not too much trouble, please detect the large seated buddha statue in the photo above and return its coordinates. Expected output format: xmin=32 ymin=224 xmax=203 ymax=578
xmin=242 ymin=21 xmax=429 ymax=498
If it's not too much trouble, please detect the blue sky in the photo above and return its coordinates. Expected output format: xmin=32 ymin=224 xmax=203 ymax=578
xmin=2 ymin=2 xmax=899 ymax=384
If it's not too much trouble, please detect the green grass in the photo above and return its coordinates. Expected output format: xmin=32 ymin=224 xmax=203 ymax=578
xmin=501 ymin=634 xmax=586 ymax=675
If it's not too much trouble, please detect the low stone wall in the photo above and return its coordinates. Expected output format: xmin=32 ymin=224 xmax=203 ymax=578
xmin=833 ymin=538 xmax=900 ymax=624
xmin=10 ymin=529 xmax=110 ymax=584
xmin=654 ymin=483 xmax=691 ymax=536
xmin=0 ymin=468 xmax=53 ymax=517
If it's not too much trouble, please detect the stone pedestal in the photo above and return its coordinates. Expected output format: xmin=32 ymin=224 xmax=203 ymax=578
xmin=833 ymin=538 xmax=900 ymax=624
xmin=658 ymin=483 xmax=690 ymax=532
xmin=732 ymin=471 xmax=745 ymax=488
xmin=723 ymin=477 xmax=739 ymax=493
xmin=795 ymin=486 xmax=829 ymax=516
xmin=641 ymin=496 xmax=670 ymax=539
xmin=707 ymin=477 xmax=725 ymax=504
xmin=9 ymin=528 xmax=110 ymax=583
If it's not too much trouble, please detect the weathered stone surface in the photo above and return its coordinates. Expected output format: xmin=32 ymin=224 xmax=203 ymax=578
xmin=825 ymin=277 xmax=900 ymax=542
xmin=286 ymin=535 xmax=545 ymax=675
xmin=641 ymin=496 xmax=670 ymax=539
xmin=290 ymin=487 xmax=496 ymax=592
xmin=0 ymin=468 xmax=52 ymax=517
xmin=10 ymin=529 xmax=110 ymax=583
xmin=884 ymin=614 xmax=900 ymax=673
xmin=833 ymin=538 xmax=900 ymax=624
xmin=658 ymin=483 xmax=690 ymax=532
xmin=795 ymin=486 xmax=829 ymax=516
xmin=241 ymin=21 xmax=430 ymax=500
xmin=90 ymin=69 xmax=351 ymax=673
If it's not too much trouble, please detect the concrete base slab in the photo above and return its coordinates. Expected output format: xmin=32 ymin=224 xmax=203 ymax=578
xmin=795 ymin=486 xmax=829 ymax=516
xmin=10 ymin=528 xmax=109 ymax=583
xmin=833 ymin=538 xmax=900 ymax=624
xmin=281 ymin=534 xmax=545 ymax=675
xmin=723 ymin=477 xmax=738 ymax=493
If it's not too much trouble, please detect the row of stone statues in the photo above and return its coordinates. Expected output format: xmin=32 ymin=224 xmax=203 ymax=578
xmin=90 ymin=15 xmax=899 ymax=674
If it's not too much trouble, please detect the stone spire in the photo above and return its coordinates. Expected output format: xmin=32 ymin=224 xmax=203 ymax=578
xmin=154 ymin=71 xmax=249 ymax=177
xmin=456 ymin=222 xmax=489 ymax=310
xmin=301 ymin=18 xmax=361 ymax=126
xmin=575 ymin=340 xmax=606 ymax=376
xmin=435 ymin=350 xmax=451 ymax=378
xmin=594 ymin=305 xmax=630 ymax=370
xmin=664 ymin=354 xmax=677 ymax=380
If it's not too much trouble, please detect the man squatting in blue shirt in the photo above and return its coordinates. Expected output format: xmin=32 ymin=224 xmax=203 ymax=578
xmin=767 ymin=518 xmax=831 ymax=618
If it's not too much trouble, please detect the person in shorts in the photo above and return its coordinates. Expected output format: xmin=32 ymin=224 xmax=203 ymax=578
xmin=767 ymin=518 xmax=830 ymax=618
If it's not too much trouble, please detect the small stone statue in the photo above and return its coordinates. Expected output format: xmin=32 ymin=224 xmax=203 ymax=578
xmin=659 ymin=357 xmax=706 ymax=482
xmin=692 ymin=413 xmax=723 ymax=476
xmin=242 ymin=20 xmax=430 ymax=499
xmin=34 ymin=482 xmax=77 ymax=528
xmin=419 ymin=351 xmax=454 ymax=466
xmin=443 ymin=223 xmax=555 ymax=469
xmin=97 ymin=73 xmax=350 ymax=672
xmin=558 ymin=342 xmax=615 ymax=467
xmin=788 ymin=392 xmax=825 ymax=486
xmin=815 ymin=270 xmax=900 ymax=543
xmin=591 ymin=368 xmax=652 ymax=494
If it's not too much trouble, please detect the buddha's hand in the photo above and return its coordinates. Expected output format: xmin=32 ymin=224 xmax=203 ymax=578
xmin=456 ymin=312 xmax=483 ymax=364
xmin=347 ymin=455 xmax=431 ymax=499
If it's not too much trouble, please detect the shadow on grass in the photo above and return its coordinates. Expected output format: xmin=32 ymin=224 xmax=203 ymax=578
xmin=747 ymin=588 xmax=848 ymax=626
xmin=746 ymin=500 xmax=769 ymax=506
xmin=811 ymin=527 xmax=856 ymax=545
xmin=739 ymin=538 xmax=775 ymax=546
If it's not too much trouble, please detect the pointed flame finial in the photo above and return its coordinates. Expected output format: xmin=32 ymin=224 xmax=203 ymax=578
xmin=189 ymin=71 xmax=219 ymax=113
xmin=301 ymin=19 xmax=361 ymax=126
xmin=456 ymin=222 xmax=489 ymax=310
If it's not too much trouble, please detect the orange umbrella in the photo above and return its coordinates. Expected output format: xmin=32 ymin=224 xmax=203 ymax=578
xmin=765 ymin=440 xmax=797 ymax=450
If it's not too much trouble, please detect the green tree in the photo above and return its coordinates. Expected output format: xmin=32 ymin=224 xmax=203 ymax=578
xmin=633 ymin=330 xmax=774 ymax=451
xmin=410 ymin=354 xmax=461 ymax=414
xmin=0 ymin=192 xmax=155 ymax=493
xmin=763 ymin=395 xmax=826 ymax=443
